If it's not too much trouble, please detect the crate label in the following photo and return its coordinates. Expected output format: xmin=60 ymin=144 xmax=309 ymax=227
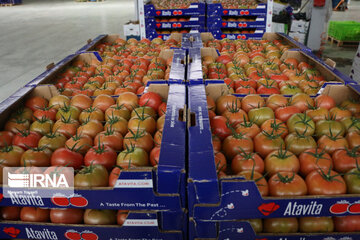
xmin=123 ymin=219 xmax=158 ymax=226
xmin=115 ymin=180 xmax=153 ymax=188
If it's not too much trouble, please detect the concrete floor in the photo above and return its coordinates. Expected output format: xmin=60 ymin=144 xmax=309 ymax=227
xmin=0 ymin=0 xmax=134 ymax=102
xmin=0 ymin=0 xmax=359 ymax=102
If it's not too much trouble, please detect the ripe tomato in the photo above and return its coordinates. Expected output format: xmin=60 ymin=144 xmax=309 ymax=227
xmin=50 ymin=208 xmax=84 ymax=224
xmin=216 ymin=95 xmax=241 ymax=115
xmin=318 ymin=134 xmax=349 ymax=154
xmin=84 ymin=144 xmax=117 ymax=171
xmin=77 ymin=119 xmax=103 ymax=138
xmin=93 ymin=94 xmax=115 ymax=112
xmin=299 ymin=148 xmax=333 ymax=176
xmin=117 ymin=210 xmax=128 ymax=226
xmin=84 ymin=209 xmax=117 ymax=225
xmin=123 ymin=129 xmax=154 ymax=153
xmin=70 ymin=94 xmax=92 ymax=110
xmin=5 ymin=118 xmax=30 ymax=133
xmin=264 ymin=218 xmax=298 ymax=233
xmin=265 ymin=149 xmax=300 ymax=176
xmin=20 ymin=207 xmax=50 ymax=222
xmin=139 ymin=92 xmax=163 ymax=112
xmin=25 ymin=96 xmax=49 ymax=112
xmin=74 ymin=164 xmax=109 ymax=187
xmin=275 ymin=106 xmax=301 ymax=122
xmin=33 ymin=107 xmax=57 ymax=122
xmin=222 ymin=133 xmax=253 ymax=160
xmin=334 ymin=216 xmax=360 ymax=232
xmin=305 ymin=107 xmax=328 ymax=122
xmin=0 ymin=145 xmax=24 ymax=166
xmin=266 ymin=95 xmax=288 ymax=111
xmin=254 ymin=131 xmax=285 ymax=158
xmin=346 ymin=131 xmax=360 ymax=149
xmin=210 ymin=116 xmax=231 ymax=140
xmin=332 ymin=148 xmax=360 ymax=173
xmin=268 ymin=172 xmax=307 ymax=196
xmin=306 ymin=169 xmax=346 ymax=195
xmin=0 ymin=206 xmax=21 ymax=220
xmin=116 ymin=92 xmax=139 ymax=111
xmin=94 ymin=129 xmax=123 ymax=152
xmin=241 ymin=95 xmax=265 ymax=113
xmin=21 ymin=147 xmax=52 ymax=167
xmin=261 ymin=118 xmax=288 ymax=138
xmin=290 ymin=93 xmax=314 ymax=112
xmin=51 ymin=147 xmax=83 ymax=170
xmin=299 ymin=217 xmax=334 ymax=233
xmin=12 ymin=130 xmax=41 ymax=150
xmin=117 ymin=146 xmax=149 ymax=167
xmin=340 ymin=100 xmax=360 ymax=115
xmin=315 ymin=95 xmax=336 ymax=110
xmin=150 ymin=146 xmax=161 ymax=166
xmin=235 ymin=118 xmax=260 ymax=139
xmin=128 ymin=115 xmax=156 ymax=135
xmin=65 ymin=133 xmax=93 ymax=155
xmin=38 ymin=131 xmax=67 ymax=151
xmin=0 ymin=131 xmax=14 ymax=147
xmin=231 ymin=151 xmax=264 ymax=174
xmin=49 ymin=95 xmax=70 ymax=110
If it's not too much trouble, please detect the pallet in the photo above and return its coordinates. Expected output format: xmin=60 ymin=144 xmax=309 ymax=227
xmin=328 ymin=36 xmax=359 ymax=47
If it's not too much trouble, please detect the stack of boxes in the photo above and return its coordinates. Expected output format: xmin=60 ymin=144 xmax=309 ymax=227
xmin=350 ymin=44 xmax=360 ymax=83
xmin=206 ymin=0 xmax=267 ymax=40
xmin=288 ymin=19 xmax=310 ymax=45
xmin=144 ymin=2 xmax=206 ymax=40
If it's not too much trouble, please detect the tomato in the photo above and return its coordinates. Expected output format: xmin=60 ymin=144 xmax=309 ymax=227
xmin=12 ymin=130 xmax=41 ymax=150
xmin=210 ymin=116 xmax=231 ymax=140
xmin=10 ymin=107 xmax=33 ymax=121
xmin=117 ymin=146 xmax=149 ymax=167
xmin=50 ymin=209 xmax=84 ymax=224
xmin=77 ymin=119 xmax=104 ymax=138
xmin=79 ymin=107 xmax=105 ymax=123
xmin=346 ymin=131 xmax=360 ymax=149
xmin=38 ymin=131 xmax=67 ymax=151
xmin=231 ymin=151 xmax=264 ymax=174
xmin=290 ymin=93 xmax=314 ymax=112
xmin=245 ymin=219 xmax=263 ymax=233
xmin=216 ymin=95 xmax=241 ymax=115
xmin=150 ymin=146 xmax=161 ymax=166
xmin=222 ymin=133 xmax=253 ymax=160
xmin=341 ymin=117 xmax=360 ymax=133
xmin=306 ymin=169 xmax=346 ymax=195
xmin=261 ymin=118 xmax=288 ymax=138
xmin=157 ymin=115 xmax=165 ymax=130
xmin=340 ymin=99 xmax=360 ymax=115
xmin=20 ymin=207 xmax=50 ymax=222
xmin=285 ymin=132 xmax=317 ymax=156
xmin=25 ymin=96 xmax=49 ymax=112
xmin=0 ymin=145 xmax=24 ymax=166
xmin=131 ymin=106 xmax=157 ymax=119
xmin=65 ymin=133 xmax=93 ymax=155
xmin=222 ymin=108 xmax=248 ymax=127
xmin=299 ymin=217 xmax=334 ymax=233
xmin=93 ymin=94 xmax=115 ymax=112
xmin=0 ymin=206 xmax=21 ymax=220
xmin=238 ymin=170 xmax=268 ymax=196
xmin=74 ymin=164 xmax=109 ymax=187
xmin=123 ymin=129 xmax=154 ymax=153
xmin=84 ymin=144 xmax=117 ymax=171
xmin=318 ymin=133 xmax=349 ymax=154
xmin=84 ymin=209 xmax=117 ymax=225
xmin=264 ymin=218 xmax=298 ymax=233
xmin=49 ymin=95 xmax=70 ymax=110
xmin=139 ymin=92 xmax=162 ymax=112
xmin=235 ymin=119 xmax=260 ymax=139
xmin=287 ymin=113 xmax=315 ymax=136
xmin=241 ymin=95 xmax=265 ymax=113
xmin=275 ymin=106 xmax=301 ymax=122
xmin=117 ymin=210 xmax=128 ymax=226
xmin=116 ymin=92 xmax=139 ymax=111
xmin=70 ymin=94 xmax=92 ymax=110
xmin=315 ymin=95 xmax=336 ymax=110
xmin=51 ymin=146 xmax=83 ymax=170
xmin=332 ymin=148 xmax=360 ymax=173
xmin=5 ymin=118 xmax=30 ymax=133
xmin=0 ymin=131 xmax=14 ymax=147
xmin=345 ymin=168 xmax=360 ymax=193
xmin=53 ymin=117 xmax=79 ymax=138
xmin=268 ymin=172 xmax=307 ymax=196
xmin=334 ymin=216 xmax=360 ymax=232
xmin=315 ymin=119 xmax=345 ymax=137
xmin=254 ymin=131 xmax=285 ymax=158
xmin=305 ymin=107 xmax=328 ymax=122
xmin=21 ymin=147 xmax=52 ymax=167
xmin=248 ymin=107 xmax=274 ymax=126
xmin=265 ymin=148 xmax=300 ymax=176
xmin=94 ymin=129 xmax=123 ymax=152
xmin=266 ymin=95 xmax=288 ymax=111
xmin=33 ymin=107 xmax=57 ymax=122
xmin=298 ymin=148 xmax=333 ymax=176
xmin=105 ymin=104 xmax=131 ymax=121
xmin=30 ymin=117 xmax=54 ymax=135
xmin=128 ymin=114 xmax=156 ymax=135
xmin=330 ymin=106 xmax=352 ymax=121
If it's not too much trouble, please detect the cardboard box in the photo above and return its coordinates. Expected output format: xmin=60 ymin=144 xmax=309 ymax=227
xmin=145 ymin=16 xmax=206 ymax=29
xmin=0 ymin=211 xmax=185 ymax=240
xmin=0 ymin=83 xmax=187 ymax=212
xmin=188 ymin=83 xmax=360 ymax=224
xmin=290 ymin=19 xmax=310 ymax=33
xmin=206 ymin=2 xmax=267 ymax=17
xmin=124 ymin=21 xmax=140 ymax=40
xmin=209 ymin=28 xmax=266 ymax=40
xmin=144 ymin=2 xmax=206 ymax=17
xmin=206 ymin=16 xmax=266 ymax=29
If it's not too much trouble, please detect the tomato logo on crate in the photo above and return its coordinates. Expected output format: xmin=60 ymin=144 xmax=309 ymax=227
xmin=156 ymin=23 xmax=161 ymax=28
xmin=3 ymin=227 xmax=20 ymax=238
xmin=330 ymin=201 xmax=349 ymax=214
xmin=65 ymin=230 xmax=98 ymax=240
xmin=258 ymin=202 xmax=280 ymax=216
xmin=156 ymin=11 xmax=161 ymax=16
xmin=348 ymin=202 xmax=360 ymax=214
xmin=223 ymin=10 xmax=228 ymax=15
xmin=51 ymin=194 xmax=88 ymax=207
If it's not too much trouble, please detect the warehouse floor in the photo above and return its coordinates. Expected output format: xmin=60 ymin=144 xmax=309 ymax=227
xmin=0 ymin=0 xmax=359 ymax=102
xmin=0 ymin=0 xmax=134 ymax=102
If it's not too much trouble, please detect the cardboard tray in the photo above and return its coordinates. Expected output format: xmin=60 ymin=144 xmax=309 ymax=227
xmin=188 ymin=47 xmax=357 ymax=86
xmin=0 ymin=83 xmax=187 ymax=212
xmin=189 ymin=218 xmax=360 ymax=239
xmin=76 ymin=34 xmax=183 ymax=53
xmin=144 ymin=2 xmax=206 ymax=17
xmin=188 ymin=83 xmax=360 ymax=221
xmin=207 ymin=3 xmax=267 ymax=17
xmin=0 ymin=211 xmax=186 ymax=240
xmin=25 ymin=50 xmax=185 ymax=87
xmin=145 ymin=16 xmax=206 ymax=29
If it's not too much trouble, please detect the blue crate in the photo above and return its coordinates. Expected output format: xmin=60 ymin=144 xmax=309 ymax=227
xmin=209 ymin=28 xmax=266 ymax=40
xmin=146 ymin=28 xmax=206 ymax=40
xmin=207 ymin=3 xmax=267 ymax=16
xmin=145 ymin=16 xmax=206 ymax=29
xmin=144 ymin=2 xmax=205 ymax=17
xmin=207 ymin=16 xmax=266 ymax=29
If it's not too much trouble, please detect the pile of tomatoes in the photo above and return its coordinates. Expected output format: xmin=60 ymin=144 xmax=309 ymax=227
xmin=211 ymin=0 xmax=260 ymax=9
xmin=0 ymin=206 xmax=128 ymax=225
xmin=202 ymin=39 xmax=328 ymax=95
xmin=150 ymin=0 xmax=198 ymax=9
xmin=54 ymin=37 xmax=180 ymax=97
xmin=243 ymin=216 xmax=360 ymax=234
xmin=0 ymin=90 xmax=167 ymax=187
xmin=208 ymin=92 xmax=360 ymax=196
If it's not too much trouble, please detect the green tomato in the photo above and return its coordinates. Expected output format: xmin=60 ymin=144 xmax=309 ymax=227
xmin=315 ymin=119 xmax=345 ymax=137
xmin=248 ymin=107 xmax=274 ymax=126
xmin=285 ymin=133 xmax=317 ymax=156
xmin=56 ymin=105 xmax=80 ymax=121
xmin=84 ymin=209 xmax=117 ymax=225
xmin=117 ymin=147 xmax=149 ymax=167
xmin=280 ymin=85 xmax=303 ymax=95
xmin=344 ymin=168 xmax=360 ymax=194
xmin=74 ymin=164 xmax=109 ymax=188
xmin=287 ymin=113 xmax=315 ymax=136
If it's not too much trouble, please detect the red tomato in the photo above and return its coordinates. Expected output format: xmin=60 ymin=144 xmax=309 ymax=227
xmin=334 ymin=215 xmax=360 ymax=232
xmin=20 ymin=207 xmax=50 ymax=222
xmin=84 ymin=145 xmax=117 ymax=171
xmin=306 ymin=169 xmax=346 ymax=195
xmin=332 ymin=148 xmax=360 ymax=173
xmin=275 ymin=106 xmax=301 ymax=122
xmin=51 ymin=147 xmax=84 ymax=170
xmin=210 ymin=116 xmax=232 ymax=140
xmin=139 ymin=92 xmax=163 ymax=111
xmin=25 ymin=96 xmax=49 ymax=112
xmin=50 ymin=209 xmax=84 ymax=224
xmin=268 ymin=172 xmax=307 ymax=196
xmin=150 ymin=146 xmax=161 ymax=166
xmin=12 ymin=130 xmax=41 ymax=150
xmin=0 ymin=131 xmax=14 ymax=147
xmin=298 ymin=148 xmax=333 ymax=176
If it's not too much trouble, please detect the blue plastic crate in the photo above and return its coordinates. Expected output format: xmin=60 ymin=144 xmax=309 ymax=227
xmin=144 ymin=2 xmax=206 ymax=17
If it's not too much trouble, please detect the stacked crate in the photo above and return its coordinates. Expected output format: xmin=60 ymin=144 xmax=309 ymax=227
xmin=206 ymin=0 xmax=267 ymax=40
xmin=144 ymin=1 xmax=206 ymax=40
